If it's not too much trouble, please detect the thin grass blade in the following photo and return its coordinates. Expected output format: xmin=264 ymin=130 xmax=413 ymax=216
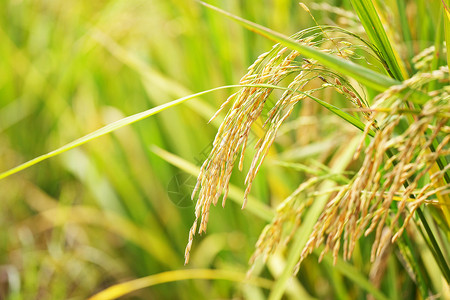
xmin=200 ymin=1 xmax=399 ymax=92
xmin=0 ymin=87 xmax=227 ymax=179
xmin=0 ymin=83 xmax=374 ymax=181
xmin=297 ymin=91 xmax=375 ymax=137
xmin=199 ymin=2 xmax=430 ymax=104
xmin=88 ymin=269 xmax=273 ymax=300
xmin=350 ymin=0 xmax=406 ymax=80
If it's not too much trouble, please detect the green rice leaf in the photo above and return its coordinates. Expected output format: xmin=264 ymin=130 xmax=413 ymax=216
xmin=0 ymin=83 xmax=373 ymax=181
xmin=88 ymin=269 xmax=273 ymax=300
xmin=350 ymin=0 xmax=406 ymax=80
xmin=199 ymin=2 xmax=429 ymax=104
xmin=0 ymin=85 xmax=244 ymax=180
xmin=298 ymin=91 xmax=375 ymax=137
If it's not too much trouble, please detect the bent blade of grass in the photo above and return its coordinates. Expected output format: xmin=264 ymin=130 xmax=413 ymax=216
xmin=297 ymin=91 xmax=375 ymax=137
xmin=350 ymin=0 xmax=406 ymax=80
xmin=199 ymin=3 xmax=395 ymax=90
xmin=0 ymin=88 xmax=215 ymax=180
xmin=199 ymin=2 xmax=430 ymax=104
xmin=0 ymin=84 xmax=268 ymax=180
xmin=88 ymin=269 xmax=274 ymax=300
xmin=0 ymin=83 xmax=372 ymax=181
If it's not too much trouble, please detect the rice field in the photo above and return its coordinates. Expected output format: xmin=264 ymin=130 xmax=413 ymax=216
xmin=0 ymin=0 xmax=449 ymax=299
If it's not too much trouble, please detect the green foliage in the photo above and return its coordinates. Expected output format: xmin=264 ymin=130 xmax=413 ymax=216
xmin=0 ymin=0 xmax=448 ymax=299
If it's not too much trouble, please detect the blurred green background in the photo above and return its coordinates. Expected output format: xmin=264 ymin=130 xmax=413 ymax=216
xmin=0 ymin=0 xmax=442 ymax=299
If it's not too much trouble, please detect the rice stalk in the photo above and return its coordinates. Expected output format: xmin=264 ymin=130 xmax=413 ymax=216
xmin=242 ymin=65 xmax=449 ymax=277
xmin=301 ymin=66 xmax=449 ymax=264
xmin=186 ymin=9 xmax=449 ymax=295
xmin=185 ymin=27 xmax=382 ymax=264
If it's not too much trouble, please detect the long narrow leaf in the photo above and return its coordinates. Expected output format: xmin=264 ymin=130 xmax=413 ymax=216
xmin=200 ymin=1 xmax=398 ymax=91
xmin=199 ymin=2 xmax=429 ymax=104
xmin=0 ymin=86 xmax=237 ymax=180
xmin=0 ymin=84 xmax=373 ymax=181
xmin=350 ymin=0 xmax=406 ymax=80
xmin=88 ymin=269 xmax=273 ymax=300
xmin=298 ymin=91 xmax=375 ymax=137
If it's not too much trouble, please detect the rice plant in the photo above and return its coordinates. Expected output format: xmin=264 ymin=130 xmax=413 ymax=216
xmin=185 ymin=2 xmax=450 ymax=299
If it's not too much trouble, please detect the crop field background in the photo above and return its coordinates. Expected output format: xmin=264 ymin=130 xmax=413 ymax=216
xmin=0 ymin=0 xmax=449 ymax=299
